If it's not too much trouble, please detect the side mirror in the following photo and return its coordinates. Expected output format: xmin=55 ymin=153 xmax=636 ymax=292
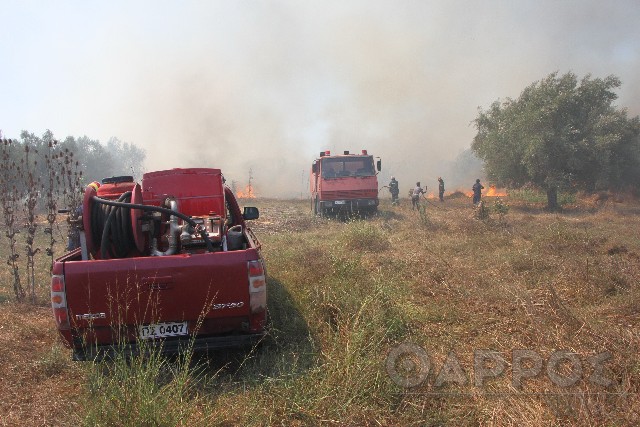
xmin=376 ymin=159 xmax=382 ymax=172
xmin=243 ymin=206 xmax=260 ymax=220
xmin=312 ymin=161 xmax=318 ymax=174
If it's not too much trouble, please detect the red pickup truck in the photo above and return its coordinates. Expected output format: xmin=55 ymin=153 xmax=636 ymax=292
xmin=51 ymin=168 xmax=266 ymax=360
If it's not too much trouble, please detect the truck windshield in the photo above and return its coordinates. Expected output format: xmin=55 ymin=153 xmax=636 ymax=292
xmin=321 ymin=157 xmax=375 ymax=178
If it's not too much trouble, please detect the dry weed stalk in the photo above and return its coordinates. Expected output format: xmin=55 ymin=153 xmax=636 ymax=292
xmin=23 ymin=144 xmax=41 ymax=303
xmin=43 ymin=138 xmax=60 ymax=269
xmin=0 ymin=139 xmax=25 ymax=301
xmin=0 ymin=136 xmax=81 ymax=302
xmin=60 ymin=149 xmax=83 ymax=249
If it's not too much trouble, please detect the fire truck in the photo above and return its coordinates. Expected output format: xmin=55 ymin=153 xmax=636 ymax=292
xmin=51 ymin=168 xmax=266 ymax=360
xmin=310 ymin=150 xmax=381 ymax=216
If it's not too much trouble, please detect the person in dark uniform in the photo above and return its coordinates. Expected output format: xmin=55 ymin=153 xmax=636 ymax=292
xmin=412 ymin=182 xmax=425 ymax=210
xmin=438 ymin=177 xmax=445 ymax=202
xmin=66 ymin=205 xmax=83 ymax=250
xmin=389 ymin=176 xmax=400 ymax=205
xmin=472 ymin=178 xmax=484 ymax=205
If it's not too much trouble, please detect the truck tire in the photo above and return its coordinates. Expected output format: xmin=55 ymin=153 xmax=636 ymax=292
xmin=315 ymin=198 xmax=325 ymax=217
xmin=313 ymin=197 xmax=318 ymax=216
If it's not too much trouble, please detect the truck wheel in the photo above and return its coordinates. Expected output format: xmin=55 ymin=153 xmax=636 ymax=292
xmin=314 ymin=197 xmax=319 ymax=216
xmin=360 ymin=206 xmax=377 ymax=218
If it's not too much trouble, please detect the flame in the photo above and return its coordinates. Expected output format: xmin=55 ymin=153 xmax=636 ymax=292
xmin=484 ymin=185 xmax=507 ymax=197
xmin=236 ymin=184 xmax=256 ymax=199
xmin=458 ymin=185 xmax=507 ymax=198
xmin=427 ymin=192 xmax=437 ymax=199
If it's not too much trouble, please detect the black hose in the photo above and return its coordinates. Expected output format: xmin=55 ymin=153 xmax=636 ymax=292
xmin=99 ymin=192 xmax=134 ymax=258
xmin=91 ymin=195 xmax=213 ymax=258
xmin=90 ymin=192 xmax=135 ymax=259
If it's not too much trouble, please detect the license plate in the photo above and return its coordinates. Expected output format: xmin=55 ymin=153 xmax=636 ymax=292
xmin=139 ymin=321 xmax=188 ymax=340
xmin=334 ymin=200 xmax=346 ymax=205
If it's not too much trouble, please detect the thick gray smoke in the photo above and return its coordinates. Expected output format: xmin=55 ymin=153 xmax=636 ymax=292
xmin=2 ymin=1 xmax=638 ymax=196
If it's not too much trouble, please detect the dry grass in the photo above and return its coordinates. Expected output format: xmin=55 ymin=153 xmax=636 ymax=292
xmin=1 ymin=194 xmax=640 ymax=426
xmin=0 ymin=304 xmax=84 ymax=427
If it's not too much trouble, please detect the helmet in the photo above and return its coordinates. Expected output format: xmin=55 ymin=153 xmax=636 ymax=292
xmin=476 ymin=179 xmax=480 ymax=183
xmin=416 ymin=182 xmax=420 ymax=186
xmin=391 ymin=176 xmax=395 ymax=180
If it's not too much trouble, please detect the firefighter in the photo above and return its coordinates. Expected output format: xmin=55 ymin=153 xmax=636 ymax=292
xmin=438 ymin=177 xmax=445 ymax=202
xmin=472 ymin=178 xmax=484 ymax=205
xmin=389 ymin=176 xmax=399 ymax=205
xmin=66 ymin=205 xmax=82 ymax=251
xmin=412 ymin=182 xmax=425 ymax=210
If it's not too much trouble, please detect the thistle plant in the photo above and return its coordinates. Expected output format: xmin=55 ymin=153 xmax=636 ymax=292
xmin=23 ymin=144 xmax=41 ymax=303
xmin=0 ymin=139 xmax=25 ymax=301
xmin=60 ymin=149 xmax=83 ymax=249
xmin=43 ymin=139 xmax=60 ymax=268
xmin=61 ymin=149 xmax=83 ymax=209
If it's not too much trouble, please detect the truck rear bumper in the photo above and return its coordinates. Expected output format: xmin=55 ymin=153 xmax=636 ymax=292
xmin=319 ymin=198 xmax=378 ymax=211
xmin=72 ymin=332 xmax=266 ymax=361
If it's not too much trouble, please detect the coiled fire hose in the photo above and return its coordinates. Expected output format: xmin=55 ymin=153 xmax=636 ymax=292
xmin=91 ymin=192 xmax=214 ymax=258
xmin=92 ymin=192 xmax=135 ymax=258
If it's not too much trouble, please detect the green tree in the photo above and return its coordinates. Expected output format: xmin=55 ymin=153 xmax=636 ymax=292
xmin=57 ymin=135 xmax=146 ymax=183
xmin=106 ymin=137 xmax=146 ymax=180
xmin=472 ymin=72 xmax=640 ymax=210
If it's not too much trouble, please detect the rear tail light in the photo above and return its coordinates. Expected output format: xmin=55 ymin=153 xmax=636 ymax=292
xmin=51 ymin=275 xmax=64 ymax=292
xmin=248 ymin=260 xmax=266 ymax=314
xmin=51 ymin=274 xmax=70 ymax=330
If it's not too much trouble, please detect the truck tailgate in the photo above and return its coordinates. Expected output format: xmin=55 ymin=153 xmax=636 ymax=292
xmin=63 ymin=249 xmax=257 ymax=333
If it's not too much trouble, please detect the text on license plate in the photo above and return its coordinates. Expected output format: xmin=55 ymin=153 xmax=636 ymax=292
xmin=334 ymin=200 xmax=346 ymax=205
xmin=139 ymin=322 xmax=188 ymax=339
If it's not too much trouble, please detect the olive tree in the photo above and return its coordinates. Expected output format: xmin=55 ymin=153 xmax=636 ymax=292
xmin=472 ymin=72 xmax=640 ymax=210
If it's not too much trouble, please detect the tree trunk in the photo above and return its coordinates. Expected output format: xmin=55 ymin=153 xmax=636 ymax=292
xmin=546 ymin=187 xmax=559 ymax=211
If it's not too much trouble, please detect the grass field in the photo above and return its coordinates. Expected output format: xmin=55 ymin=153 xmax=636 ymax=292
xmin=1 ymin=192 xmax=639 ymax=426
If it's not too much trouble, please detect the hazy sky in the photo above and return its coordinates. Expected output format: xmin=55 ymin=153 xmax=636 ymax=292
xmin=1 ymin=1 xmax=638 ymax=196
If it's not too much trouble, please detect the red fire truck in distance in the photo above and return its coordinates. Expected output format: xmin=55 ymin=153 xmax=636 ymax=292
xmin=310 ymin=150 xmax=381 ymax=216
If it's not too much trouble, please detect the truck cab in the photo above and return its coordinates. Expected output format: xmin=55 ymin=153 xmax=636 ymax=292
xmin=310 ymin=150 xmax=381 ymax=216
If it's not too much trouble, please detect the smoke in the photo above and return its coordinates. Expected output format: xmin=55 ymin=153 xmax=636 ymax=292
xmin=1 ymin=1 xmax=639 ymax=196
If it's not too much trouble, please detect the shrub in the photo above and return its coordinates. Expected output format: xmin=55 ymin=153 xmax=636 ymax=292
xmin=417 ymin=204 xmax=433 ymax=228
xmin=475 ymin=200 xmax=490 ymax=220
xmin=493 ymin=197 xmax=510 ymax=222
